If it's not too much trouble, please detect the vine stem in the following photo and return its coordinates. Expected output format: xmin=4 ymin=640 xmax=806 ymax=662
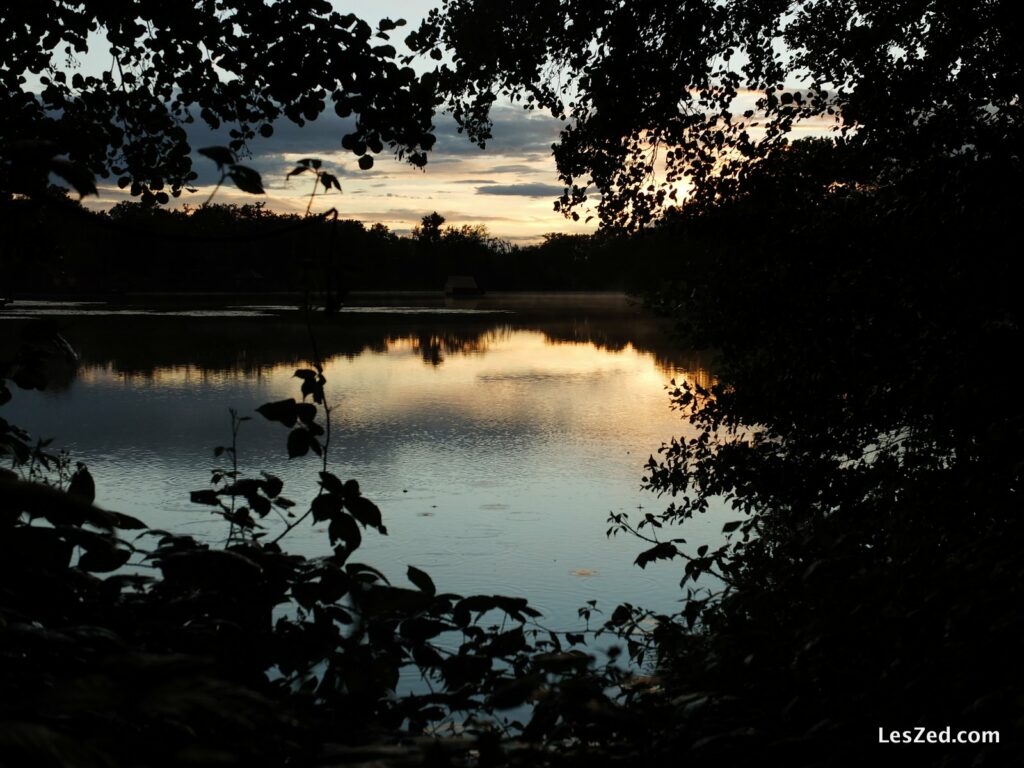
xmin=270 ymin=300 xmax=332 ymax=546
xmin=615 ymin=515 xmax=739 ymax=588
xmin=204 ymin=171 xmax=225 ymax=206
xmin=305 ymin=171 xmax=319 ymax=217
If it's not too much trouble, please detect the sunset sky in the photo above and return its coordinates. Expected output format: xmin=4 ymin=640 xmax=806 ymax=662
xmin=61 ymin=1 xmax=836 ymax=242
xmin=63 ymin=0 xmax=596 ymax=243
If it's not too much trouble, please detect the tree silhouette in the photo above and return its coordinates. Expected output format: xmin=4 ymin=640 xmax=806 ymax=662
xmin=413 ymin=0 xmax=1021 ymax=228
xmin=412 ymin=3 xmax=1024 ymax=762
xmin=1 ymin=2 xmax=440 ymax=202
xmin=414 ymin=211 xmax=446 ymax=242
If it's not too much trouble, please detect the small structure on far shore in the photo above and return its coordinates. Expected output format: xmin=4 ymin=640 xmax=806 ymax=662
xmin=443 ymin=275 xmax=483 ymax=297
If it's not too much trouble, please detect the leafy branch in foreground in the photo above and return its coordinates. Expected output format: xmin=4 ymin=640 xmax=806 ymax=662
xmin=2 ymin=3 xmax=434 ymax=203
xmin=286 ymin=158 xmax=343 ymax=217
xmin=1 ymin=322 xmax=672 ymax=767
xmin=198 ymin=146 xmax=265 ymax=206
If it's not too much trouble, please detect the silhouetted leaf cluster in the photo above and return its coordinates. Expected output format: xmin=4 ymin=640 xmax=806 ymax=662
xmin=1 ymin=2 xmax=436 ymax=203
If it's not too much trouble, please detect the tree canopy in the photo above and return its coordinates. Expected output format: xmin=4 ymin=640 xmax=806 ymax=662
xmin=413 ymin=0 xmax=1022 ymax=227
xmin=1 ymin=1 xmax=439 ymax=202
xmin=415 ymin=1 xmax=1024 ymax=760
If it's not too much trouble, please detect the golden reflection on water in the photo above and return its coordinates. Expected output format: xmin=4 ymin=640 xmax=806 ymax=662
xmin=76 ymin=328 xmax=712 ymax=398
xmin=7 ymin=320 xmax=722 ymax=631
xmin=301 ymin=331 xmax=707 ymax=439
xmin=77 ymin=364 xmax=262 ymax=386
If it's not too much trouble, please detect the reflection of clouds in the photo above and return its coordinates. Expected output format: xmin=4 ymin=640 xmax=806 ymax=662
xmin=476 ymin=370 xmax=613 ymax=383
xmin=55 ymin=298 xmax=711 ymax=383
xmin=301 ymin=329 xmax=713 ymax=453
xmin=2 ymin=309 xmax=720 ymax=630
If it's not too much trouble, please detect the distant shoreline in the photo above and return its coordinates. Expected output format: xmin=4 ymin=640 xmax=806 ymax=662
xmin=3 ymin=290 xmax=639 ymax=306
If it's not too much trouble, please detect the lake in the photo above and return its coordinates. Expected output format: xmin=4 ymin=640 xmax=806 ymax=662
xmin=2 ymin=293 xmax=724 ymax=635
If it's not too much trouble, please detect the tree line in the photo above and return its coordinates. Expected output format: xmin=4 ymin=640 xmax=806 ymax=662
xmin=2 ymin=195 xmax=671 ymax=295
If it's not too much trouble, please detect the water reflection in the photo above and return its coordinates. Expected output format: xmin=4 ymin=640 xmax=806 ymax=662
xmin=3 ymin=294 xmax=713 ymax=381
xmin=2 ymin=295 xmax=722 ymax=630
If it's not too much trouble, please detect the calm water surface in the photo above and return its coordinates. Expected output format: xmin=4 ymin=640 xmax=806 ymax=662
xmin=3 ymin=294 xmax=724 ymax=633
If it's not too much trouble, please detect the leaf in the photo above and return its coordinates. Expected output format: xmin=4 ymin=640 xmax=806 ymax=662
xmin=329 ymin=513 xmax=361 ymax=550
xmin=487 ymin=674 xmax=541 ymax=709
xmin=67 ymin=465 xmax=95 ymax=505
xmin=319 ymin=472 xmax=345 ymax=495
xmin=190 ymin=489 xmax=220 ymax=506
xmin=400 ymin=617 xmax=448 ymax=641
xmin=441 ymin=654 xmax=491 ymax=688
xmin=255 ymin=399 xmax=299 ymax=427
xmin=295 ymin=403 xmax=317 ymax=425
xmin=159 ymin=549 xmax=262 ymax=588
xmin=228 ymin=164 xmax=265 ymax=194
xmin=610 ymin=604 xmax=632 ymax=626
xmin=634 ymin=541 xmax=678 ymax=569
xmin=50 ymin=159 xmax=97 ymax=198
xmin=300 ymin=376 xmax=324 ymax=403
xmin=486 ymin=627 xmax=527 ymax=657
xmin=311 ymin=492 xmax=342 ymax=522
xmin=198 ymin=145 xmax=235 ymax=169
xmin=287 ymin=166 xmax=311 ymax=178
xmin=107 ymin=511 xmax=147 ymax=530
xmin=345 ymin=496 xmax=383 ymax=531
xmin=407 ymin=565 xmax=436 ymax=596
xmin=345 ymin=562 xmax=389 ymax=584
xmin=320 ymin=172 xmax=341 ymax=192
xmin=413 ymin=644 xmax=444 ymax=668
xmin=260 ymin=472 xmax=283 ymax=498
xmin=324 ymin=605 xmax=353 ymax=624
xmin=722 ymin=520 xmax=742 ymax=533
xmin=287 ymin=428 xmax=312 ymax=458
xmin=78 ymin=542 xmax=132 ymax=572
xmin=250 ymin=494 xmax=271 ymax=517
xmin=220 ymin=478 xmax=262 ymax=497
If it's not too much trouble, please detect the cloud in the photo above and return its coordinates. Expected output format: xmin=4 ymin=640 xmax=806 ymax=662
xmin=431 ymin=105 xmax=562 ymax=157
xmin=477 ymin=184 xmax=564 ymax=198
xmin=182 ymin=102 xmax=562 ymax=188
xmin=487 ymin=164 xmax=541 ymax=174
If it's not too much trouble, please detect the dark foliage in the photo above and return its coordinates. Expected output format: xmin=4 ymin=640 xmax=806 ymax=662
xmin=415 ymin=0 xmax=1022 ymax=229
xmin=1 ymin=328 xmax=666 ymax=768
xmin=416 ymin=0 xmax=1024 ymax=764
xmin=3 ymin=0 xmax=1023 ymax=765
xmin=1 ymin=1 xmax=438 ymax=203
